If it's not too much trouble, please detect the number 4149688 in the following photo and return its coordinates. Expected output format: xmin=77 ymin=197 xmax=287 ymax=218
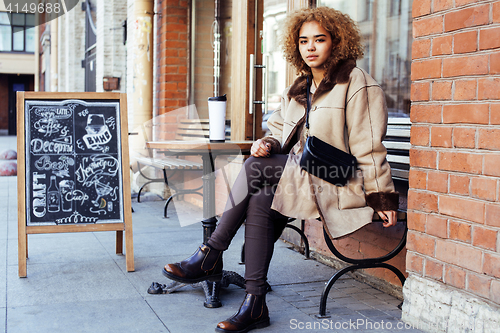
xmin=6 ymin=1 xmax=62 ymax=14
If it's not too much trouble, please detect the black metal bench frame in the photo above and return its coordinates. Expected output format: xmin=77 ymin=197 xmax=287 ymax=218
xmin=315 ymin=211 xmax=407 ymax=318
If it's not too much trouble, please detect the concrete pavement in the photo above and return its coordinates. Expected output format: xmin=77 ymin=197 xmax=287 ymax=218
xmin=0 ymin=134 xmax=422 ymax=333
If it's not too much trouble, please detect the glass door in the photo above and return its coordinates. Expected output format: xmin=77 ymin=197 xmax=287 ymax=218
xmin=260 ymin=0 xmax=288 ymax=137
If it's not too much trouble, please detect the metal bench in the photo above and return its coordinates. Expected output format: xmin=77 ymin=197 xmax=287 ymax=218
xmin=134 ymin=119 xmax=231 ymax=217
xmin=314 ymin=116 xmax=411 ymax=317
xmin=315 ymin=210 xmax=407 ymax=318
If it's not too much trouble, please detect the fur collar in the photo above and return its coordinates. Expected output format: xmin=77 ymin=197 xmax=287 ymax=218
xmin=287 ymin=59 xmax=357 ymax=108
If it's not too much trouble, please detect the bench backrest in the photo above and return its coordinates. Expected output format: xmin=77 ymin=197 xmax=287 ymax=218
xmin=175 ymin=119 xmax=231 ymax=141
xmin=383 ymin=117 xmax=411 ymax=181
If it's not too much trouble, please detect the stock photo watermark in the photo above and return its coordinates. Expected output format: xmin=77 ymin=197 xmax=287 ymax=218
xmin=290 ymin=318 xmax=481 ymax=331
xmin=2 ymin=0 xmax=79 ymax=26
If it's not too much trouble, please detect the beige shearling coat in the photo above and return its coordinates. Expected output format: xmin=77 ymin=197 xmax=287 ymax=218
xmin=262 ymin=59 xmax=399 ymax=239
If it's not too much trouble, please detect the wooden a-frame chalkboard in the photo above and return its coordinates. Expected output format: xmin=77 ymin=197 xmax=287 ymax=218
xmin=17 ymin=92 xmax=134 ymax=277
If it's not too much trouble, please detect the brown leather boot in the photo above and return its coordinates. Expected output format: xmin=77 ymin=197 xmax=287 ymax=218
xmin=162 ymin=244 xmax=223 ymax=283
xmin=215 ymin=293 xmax=270 ymax=333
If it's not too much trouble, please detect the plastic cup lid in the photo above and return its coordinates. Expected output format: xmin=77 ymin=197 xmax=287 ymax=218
xmin=208 ymin=94 xmax=227 ymax=101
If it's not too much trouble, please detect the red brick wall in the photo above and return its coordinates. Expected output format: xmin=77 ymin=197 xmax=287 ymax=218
xmin=408 ymin=0 xmax=500 ymax=303
xmin=156 ymin=0 xmax=189 ymax=120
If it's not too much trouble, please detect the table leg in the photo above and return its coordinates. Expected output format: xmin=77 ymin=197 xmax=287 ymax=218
xmin=200 ymin=152 xmax=248 ymax=308
xmin=200 ymin=152 xmax=224 ymax=307
xmin=150 ymin=151 xmax=245 ymax=306
xmin=201 ymin=153 xmax=217 ymax=243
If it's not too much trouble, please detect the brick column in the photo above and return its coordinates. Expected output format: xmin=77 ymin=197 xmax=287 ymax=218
xmin=403 ymin=0 xmax=500 ymax=331
xmin=154 ymin=0 xmax=189 ymax=141
xmin=156 ymin=0 xmax=188 ymax=114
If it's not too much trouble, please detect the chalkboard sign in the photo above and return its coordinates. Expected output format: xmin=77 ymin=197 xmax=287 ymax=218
xmin=17 ymin=92 xmax=134 ymax=277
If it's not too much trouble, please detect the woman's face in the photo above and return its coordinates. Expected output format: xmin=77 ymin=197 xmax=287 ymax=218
xmin=298 ymin=21 xmax=333 ymax=71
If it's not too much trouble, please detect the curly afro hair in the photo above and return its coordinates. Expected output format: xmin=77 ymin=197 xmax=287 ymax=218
xmin=281 ymin=7 xmax=364 ymax=76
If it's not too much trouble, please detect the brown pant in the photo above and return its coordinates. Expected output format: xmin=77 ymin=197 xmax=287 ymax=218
xmin=207 ymin=155 xmax=289 ymax=295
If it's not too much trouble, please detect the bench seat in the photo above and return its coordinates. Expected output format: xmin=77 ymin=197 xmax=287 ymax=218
xmin=134 ymin=155 xmax=202 ymax=171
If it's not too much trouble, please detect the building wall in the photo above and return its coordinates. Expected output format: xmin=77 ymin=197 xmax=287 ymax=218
xmin=39 ymin=22 xmax=49 ymax=91
xmin=126 ymin=0 xmax=135 ymax=131
xmin=403 ymin=0 xmax=500 ymax=331
xmin=57 ymin=6 xmax=85 ymax=92
xmin=0 ymin=53 xmax=36 ymax=75
xmin=96 ymin=0 xmax=127 ymax=93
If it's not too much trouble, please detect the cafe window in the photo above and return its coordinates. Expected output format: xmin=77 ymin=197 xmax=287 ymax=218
xmin=317 ymin=0 xmax=412 ymax=115
xmin=360 ymin=0 xmax=374 ymax=22
xmin=262 ymin=0 xmax=288 ymax=115
xmin=390 ymin=0 xmax=402 ymax=17
xmin=0 ymin=12 xmax=35 ymax=53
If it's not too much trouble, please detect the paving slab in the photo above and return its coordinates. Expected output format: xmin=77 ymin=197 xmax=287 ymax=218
xmin=7 ymin=232 xmax=116 ymax=267
xmin=146 ymin=287 xmax=243 ymax=333
xmin=7 ymin=260 xmax=140 ymax=308
xmin=0 ymin=308 xmax=5 ymax=333
xmin=7 ymin=298 xmax=168 ymax=333
xmin=0 ymin=239 xmax=6 ymax=308
xmin=266 ymin=243 xmax=335 ymax=286
xmin=94 ymin=224 xmax=203 ymax=259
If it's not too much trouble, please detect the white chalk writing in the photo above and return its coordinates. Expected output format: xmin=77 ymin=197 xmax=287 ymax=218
xmin=55 ymin=211 xmax=98 ymax=224
xmin=83 ymin=127 xmax=112 ymax=150
xmin=32 ymin=172 xmax=46 ymax=218
xmin=75 ymin=154 xmax=119 ymax=187
xmin=30 ymin=138 xmax=73 ymax=155
xmin=33 ymin=107 xmax=72 ymax=119
xmin=78 ymin=108 xmax=89 ymax=117
xmin=34 ymin=155 xmax=74 ymax=175
xmin=65 ymin=190 xmax=89 ymax=206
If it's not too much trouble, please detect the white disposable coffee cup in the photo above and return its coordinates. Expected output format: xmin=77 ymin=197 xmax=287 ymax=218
xmin=208 ymin=94 xmax=227 ymax=142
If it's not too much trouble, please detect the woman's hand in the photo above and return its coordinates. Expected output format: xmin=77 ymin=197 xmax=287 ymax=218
xmin=377 ymin=210 xmax=397 ymax=227
xmin=251 ymin=139 xmax=271 ymax=158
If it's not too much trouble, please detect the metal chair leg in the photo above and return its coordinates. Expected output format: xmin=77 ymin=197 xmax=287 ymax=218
xmin=164 ymin=191 xmax=203 ymax=218
xmin=284 ymin=223 xmax=310 ymax=258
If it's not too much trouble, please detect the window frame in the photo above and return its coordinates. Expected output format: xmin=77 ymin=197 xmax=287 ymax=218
xmin=0 ymin=12 xmax=35 ymax=53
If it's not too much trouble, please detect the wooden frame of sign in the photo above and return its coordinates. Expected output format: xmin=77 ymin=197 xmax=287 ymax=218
xmin=17 ymin=92 xmax=134 ymax=277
